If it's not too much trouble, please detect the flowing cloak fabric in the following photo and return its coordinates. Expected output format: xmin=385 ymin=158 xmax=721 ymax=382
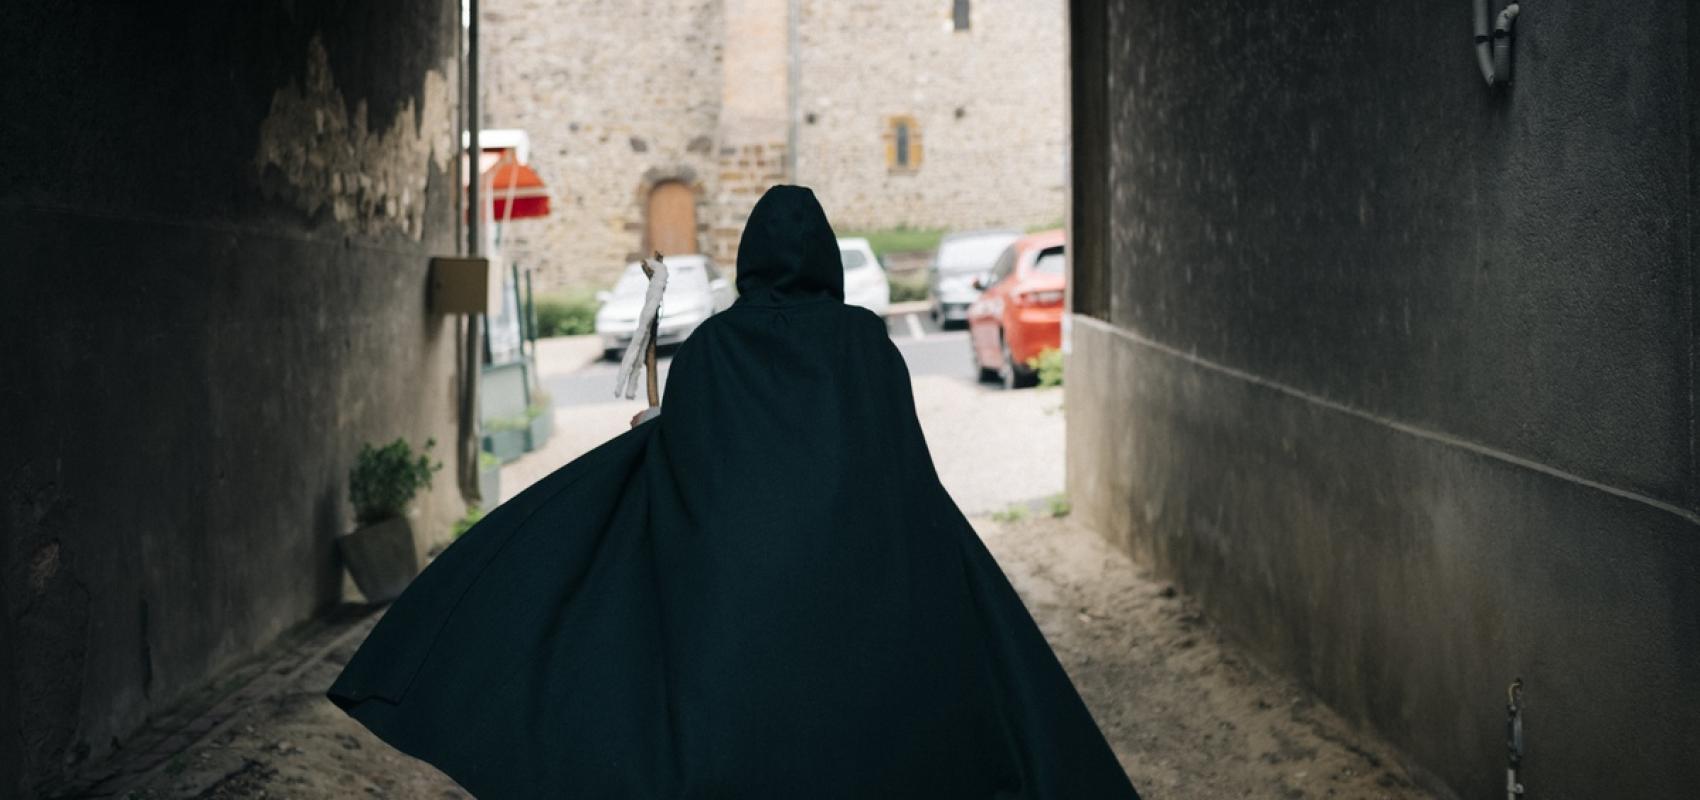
xmin=328 ymin=186 xmax=1140 ymax=800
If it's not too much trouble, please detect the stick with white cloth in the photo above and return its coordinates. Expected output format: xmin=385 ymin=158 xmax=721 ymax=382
xmin=614 ymin=252 xmax=668 ymax=423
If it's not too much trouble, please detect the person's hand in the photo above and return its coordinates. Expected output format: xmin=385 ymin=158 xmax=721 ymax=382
xmin=630 ymin=407 xmax=660 ymax=428
xmin=630 ymin=410 xmax=646 ymax=429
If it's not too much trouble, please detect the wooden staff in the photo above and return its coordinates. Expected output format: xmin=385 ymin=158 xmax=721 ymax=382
xmin=640 ymin=251 xmax=664 ymax=408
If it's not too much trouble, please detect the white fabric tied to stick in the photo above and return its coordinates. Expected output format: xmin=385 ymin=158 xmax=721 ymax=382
xmin=615 ymin=255 xmax=668 ymax=401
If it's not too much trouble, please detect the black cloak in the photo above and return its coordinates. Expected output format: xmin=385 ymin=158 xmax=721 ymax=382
xmin=328 ymin=186 xmax=1140 ymax=799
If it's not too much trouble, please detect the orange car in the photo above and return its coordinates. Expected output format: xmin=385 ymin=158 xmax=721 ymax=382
xmin=966 ymin=230 xmax=1066 ymax=388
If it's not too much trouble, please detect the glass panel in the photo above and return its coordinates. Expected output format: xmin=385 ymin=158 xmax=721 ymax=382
xmin=1033 ymin=247 xmax=1066 ymax=275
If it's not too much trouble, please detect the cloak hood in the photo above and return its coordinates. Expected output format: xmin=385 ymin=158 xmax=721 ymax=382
xmin=735 ymin=185 xmax=844 ymax=301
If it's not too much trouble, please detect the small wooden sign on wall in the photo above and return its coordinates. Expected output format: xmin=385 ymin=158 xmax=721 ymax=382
xmin=429 ymin=257 xmax=489 ymax=315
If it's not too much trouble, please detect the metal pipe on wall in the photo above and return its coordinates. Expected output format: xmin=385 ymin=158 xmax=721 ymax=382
xmin=457 ymin=0 xmax=485 ymax=503
xmin=1473 ymin=0 xmax=1521 ymax=87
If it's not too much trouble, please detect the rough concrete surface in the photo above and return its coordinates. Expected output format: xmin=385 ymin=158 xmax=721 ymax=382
xmin=1066 ymin=1 xmax=1700 ymax=796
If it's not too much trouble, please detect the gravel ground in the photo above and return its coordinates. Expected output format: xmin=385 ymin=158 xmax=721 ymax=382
xmin=98 ymin=338 xmax=1435 ymax=799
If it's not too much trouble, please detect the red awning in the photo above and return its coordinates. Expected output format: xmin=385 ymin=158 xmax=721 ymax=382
xmin=483 ymin=159 xmax=551 ymax=221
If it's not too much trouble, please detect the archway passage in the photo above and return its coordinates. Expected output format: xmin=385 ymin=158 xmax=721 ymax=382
xmin=645 ymin=181 xmax=698 ymax=256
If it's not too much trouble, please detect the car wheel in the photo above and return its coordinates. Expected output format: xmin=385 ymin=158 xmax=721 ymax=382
xmin=1000 ymin=336 xmax=1037 ymax=390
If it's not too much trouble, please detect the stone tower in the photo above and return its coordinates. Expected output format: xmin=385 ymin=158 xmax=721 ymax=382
xmin=711 ymin=0 xmax=794 ymax=266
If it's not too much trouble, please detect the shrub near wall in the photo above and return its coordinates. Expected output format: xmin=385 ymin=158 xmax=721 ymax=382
xmin=534 ymin=292 xmax=598 ymax=337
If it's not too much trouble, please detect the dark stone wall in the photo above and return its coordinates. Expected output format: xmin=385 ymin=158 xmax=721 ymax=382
xmin=0 ymin=2 xmax=464 ymax=795
xmin=1067 ymin=1 xmax=1698 ymax=797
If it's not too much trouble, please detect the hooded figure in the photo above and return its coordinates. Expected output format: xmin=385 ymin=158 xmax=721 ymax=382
xmin=328 ymin=186 xmax=1140 ymax=799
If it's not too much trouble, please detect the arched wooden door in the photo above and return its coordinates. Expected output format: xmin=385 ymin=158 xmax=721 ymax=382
xmin=645 ymin=181 xmax=698 ymax=256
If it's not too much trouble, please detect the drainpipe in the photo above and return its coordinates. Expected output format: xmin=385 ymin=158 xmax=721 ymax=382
xmin=1474 ymin=0 xmax=1521 ymax=87
xmin=457 ymin=0 xmax=484 ymax=503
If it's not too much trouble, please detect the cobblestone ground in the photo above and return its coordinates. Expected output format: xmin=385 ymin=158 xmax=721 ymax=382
xmin=64 ymin=341 xmax=1441 ymax=800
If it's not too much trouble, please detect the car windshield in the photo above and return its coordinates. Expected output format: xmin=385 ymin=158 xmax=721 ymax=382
xmin=937 ymin=233 xmax=1019 ymax=274
xmin=840 ymin=248 xmax=872 ymax=270
xmin=612 ymin=262 xmax=705 ymax=296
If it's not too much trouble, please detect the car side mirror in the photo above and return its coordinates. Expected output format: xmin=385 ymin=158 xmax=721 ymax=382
xmin=971 ymin=278 xmax=985 ymax=291
xmin=595 ymin=290 xmax=612 ymax=304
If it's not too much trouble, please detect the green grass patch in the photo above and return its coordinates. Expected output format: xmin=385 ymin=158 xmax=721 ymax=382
xmin=839 ymin=226 xmax=946 ymax=259
xmin=889 ymin=272 xmax=931 ymax=303
xmin=1047 ymin=493 xmax=1072 ymax=518
xmin=1024 ymin=217 xmax=1066 ymax=234
xmin=534 ymin=291 xmax=599 ymax=337
xmin=990 ymin=503 xmax=1029 ymax=523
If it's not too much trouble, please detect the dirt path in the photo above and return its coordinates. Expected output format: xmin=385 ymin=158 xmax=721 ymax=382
xmin=980 ymin=514 xmax=1435 ymax=799
xmin=107 ymin=510 xmax=1434 ymax=800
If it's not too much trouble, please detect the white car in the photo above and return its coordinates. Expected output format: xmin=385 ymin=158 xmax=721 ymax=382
xmin=930 ymin=229 xmax=1021 ymax=327
xmin=836 ymin=237 xmax=891 ymax=316
xmin=595 ymin=255 xmax=735 ymax=359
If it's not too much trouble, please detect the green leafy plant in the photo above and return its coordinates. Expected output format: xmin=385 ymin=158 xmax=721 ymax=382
xmin=1047 ymin=493 xmax=1072 ymax=518
xmin=479 ymin=451 xmax=501 ymax=472
xmin=452 ymin=505 xmax=485 ymax=539
xmin=349 ymin=438 xmax=441 ymax=525
xmin=534 ymin=292 xmax=599 ymax=337
xmin=1028 ymin=347 xmax=1064 ymax=388
xmin=485 ymin=396 xmax=553 ymax=433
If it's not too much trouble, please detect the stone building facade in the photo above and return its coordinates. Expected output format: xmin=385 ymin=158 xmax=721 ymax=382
xmin=481 ymin=0 xmax=1066 ymax=291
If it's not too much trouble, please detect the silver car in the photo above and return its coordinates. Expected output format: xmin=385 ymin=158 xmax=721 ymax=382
xmin=930 ymin=229 xmax=1021 ymax=327
xmin=595 ymin=255 xmax=735 ymax=359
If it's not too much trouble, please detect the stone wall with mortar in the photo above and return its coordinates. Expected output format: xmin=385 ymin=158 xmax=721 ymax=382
xmin=793 ymin=0 xmax=1067 ymax=234
xmin=481 ymin=0 xmax=1066 ymax=291
xmin=481 ymin=0 xmax=725 ymax=292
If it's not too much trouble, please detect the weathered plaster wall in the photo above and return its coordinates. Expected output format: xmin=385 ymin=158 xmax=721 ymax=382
xmin=1066 ymin=1 xmax=1699 ymax=797
xmin=481 ymin=0 xmax=725 ymax=290
xmin=0 ymin=2 xmax=464 ymax=794
xmin=794 ymin=0 xmax=1068 ymax=233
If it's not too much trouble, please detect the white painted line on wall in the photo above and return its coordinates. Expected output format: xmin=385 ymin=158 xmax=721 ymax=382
xmin=906 ymin=313 xmax=926 ymax=341
xmin=1073 ymin=314 xmax=1700 ymax=528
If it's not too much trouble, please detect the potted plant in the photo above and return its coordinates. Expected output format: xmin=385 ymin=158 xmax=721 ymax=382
xmin=340 ymin=437 xmax=440 ymax=604
xmin=478 ymin=450 xmax=501 ymax=506
xmin=523 ymin=394 xmax=554 ymax=452
xmin=482 ymin=416 xmax=528 ymax=464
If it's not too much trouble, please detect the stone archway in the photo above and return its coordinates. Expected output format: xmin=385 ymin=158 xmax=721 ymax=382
xmin=644 ymin=180 xmax=698 ymax=257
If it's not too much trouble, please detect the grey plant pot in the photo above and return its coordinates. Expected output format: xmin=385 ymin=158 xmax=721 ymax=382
xmin=525 ymin=407 xmax=554 ymax=452
xmin=478 ymin=464 xmax=501 ymax=507
xmin=337 ymin=516 xmax=418 ymax=604
xmin=483 ymin=429 xmax=527 ymax=464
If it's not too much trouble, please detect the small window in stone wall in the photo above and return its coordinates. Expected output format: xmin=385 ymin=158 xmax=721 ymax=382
xmin=952 ymin=0 xmax=970 ymax=31
xmin=884 ymin=116 xmax=922 ymax=174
